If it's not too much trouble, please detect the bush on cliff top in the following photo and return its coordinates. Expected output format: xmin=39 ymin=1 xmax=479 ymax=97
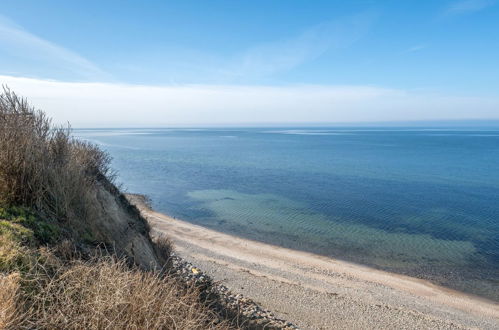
xmin=0 ymin=87 xmax=113 ymax=227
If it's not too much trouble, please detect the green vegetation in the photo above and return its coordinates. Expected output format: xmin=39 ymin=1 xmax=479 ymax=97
xmin=0 ymin=206 xmax=59 ymax=245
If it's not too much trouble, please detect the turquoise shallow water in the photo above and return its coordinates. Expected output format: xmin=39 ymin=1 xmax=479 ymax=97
xmin=74 ymin=128 xmax=499 ymax=301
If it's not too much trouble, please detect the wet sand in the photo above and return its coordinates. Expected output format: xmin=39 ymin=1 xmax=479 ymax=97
xmin=128 ymin=195 xmax=499 ymax=329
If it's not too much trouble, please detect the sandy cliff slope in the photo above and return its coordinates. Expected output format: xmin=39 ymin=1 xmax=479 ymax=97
xmin=86 ymin=185 xmax=160 ymax=269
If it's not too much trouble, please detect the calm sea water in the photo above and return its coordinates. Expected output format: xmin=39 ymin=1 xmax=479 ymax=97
xmin=74 ymin=128 xmax=499 ymax=301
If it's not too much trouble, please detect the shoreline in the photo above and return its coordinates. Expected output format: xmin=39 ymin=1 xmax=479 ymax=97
xmin=128 ymin=194 xmax=499 ymax=329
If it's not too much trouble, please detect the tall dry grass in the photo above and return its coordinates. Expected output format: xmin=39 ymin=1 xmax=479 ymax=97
xmin=1 ymin=255 xmax=230 ymax=330
xmin=0 ymin=273 xmax=23 ymax=329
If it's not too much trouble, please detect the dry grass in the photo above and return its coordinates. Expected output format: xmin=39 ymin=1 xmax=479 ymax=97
xmin=1 ymin=255 xmax=231 ymax=330
xmin=0 ymin=273 xmax=23 ymax=329
xmin=0 ymin=235 xmax=32 ymax=273
xmin=154 ymin=234 xmax=174 ymax=268
xmin=40 ymin=258 xmax=228 ymax=329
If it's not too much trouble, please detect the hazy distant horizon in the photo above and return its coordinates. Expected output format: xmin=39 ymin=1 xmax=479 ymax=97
xmin=71 ymin=119 xmax=499 ymax=128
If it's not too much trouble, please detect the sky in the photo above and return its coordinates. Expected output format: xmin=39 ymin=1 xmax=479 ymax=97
xmin=0 ymin=0 xmax=498 ymax=126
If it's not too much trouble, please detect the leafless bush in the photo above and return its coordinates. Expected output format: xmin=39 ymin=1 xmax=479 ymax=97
xmin=0 ymin=87 xmax=113 ymax=225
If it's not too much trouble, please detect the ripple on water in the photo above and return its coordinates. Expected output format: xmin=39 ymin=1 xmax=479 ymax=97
xmin=187 ymin=189 xmax=480 ymax=267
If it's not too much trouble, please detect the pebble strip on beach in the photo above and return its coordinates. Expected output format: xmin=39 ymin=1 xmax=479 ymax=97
xmin=168 ymin=252 xmax=298 ymax=329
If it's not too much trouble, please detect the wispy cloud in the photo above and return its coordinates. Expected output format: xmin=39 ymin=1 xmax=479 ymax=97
xmin=0 ymin=12 xmax=372 ymax=84
xmin=119 ymin=13 xmax=375 ymax=84
xmin=401 ymin=44 xmax=428 ymax=54
xmin=445 ymin=0 xmax=496 ymax=15
xmin=216 ymin=13 xmax=376 ymax=81
xmin=0 ymin=15 xmax=109 ymax=80
xmin=2 ymin=75 xmax=498 ymax=127
xmin=142 ymin=13 xmax=376 ymax=84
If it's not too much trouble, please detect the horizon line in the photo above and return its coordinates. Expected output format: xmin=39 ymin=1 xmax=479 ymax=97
xmin=71 ymin=119 xmax=499 ymax=130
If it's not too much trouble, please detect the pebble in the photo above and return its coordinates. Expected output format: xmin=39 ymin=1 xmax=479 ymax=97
xmin=168 ymin=252 xmax=299 ymax=329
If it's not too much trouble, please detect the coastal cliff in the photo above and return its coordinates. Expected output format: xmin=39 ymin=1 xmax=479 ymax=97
xmin=0 ymin=87 xmax=162 ymax=270
xmin=0 ymin=89 xmax=292 ymax=329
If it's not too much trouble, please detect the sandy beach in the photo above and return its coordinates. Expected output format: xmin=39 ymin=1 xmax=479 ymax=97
xmin=128 ymin=195 xmax=499 ymax=330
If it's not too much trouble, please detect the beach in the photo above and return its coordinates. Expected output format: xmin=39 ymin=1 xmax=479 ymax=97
xmin=128 ymin=195 xmax=499 ymax=330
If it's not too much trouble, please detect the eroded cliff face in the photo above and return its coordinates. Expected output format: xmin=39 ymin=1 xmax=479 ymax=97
xmin=83 ymin=182 xmax=160 ymax=270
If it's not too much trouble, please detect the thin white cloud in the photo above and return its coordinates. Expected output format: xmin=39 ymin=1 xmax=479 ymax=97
xmin=402 ymin=44 xmax=428 ymax=54
xmin=445 ymin=0 xmax=496 ymax=15
xmin=1 ymin=75 xmax=498 ymax=127
xmin=0 ymin=15 xmax=109 ymax=80
xmin=129 ymin=14 xmax=375 ymax=84
xmin=215 ymin=13 xmax=376 ymax=81
xmin=0 ymin=13 xmax=371 ymax=84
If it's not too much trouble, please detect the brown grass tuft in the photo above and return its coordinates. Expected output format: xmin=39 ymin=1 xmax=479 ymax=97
xmin=2 ymin=255 xmax=232 ymax=330
xmin=154 ymin=234 xmax=174 ymax=267
xmin=25 ymin=257 xmax=230 ymax=329
xmin=0 ymin=273 xmax=23 ymax=329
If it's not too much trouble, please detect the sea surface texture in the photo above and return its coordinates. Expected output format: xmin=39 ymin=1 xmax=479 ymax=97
xmin=75 ymin=128 xmax=499 ymax=301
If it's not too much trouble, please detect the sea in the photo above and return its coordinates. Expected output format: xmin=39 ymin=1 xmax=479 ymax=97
xmin=74 ymin=127 xmax=499 ymax=301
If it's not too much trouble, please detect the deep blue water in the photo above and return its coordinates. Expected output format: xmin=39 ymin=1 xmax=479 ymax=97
xmin=74 ymin=128 xmax=499 ymax=300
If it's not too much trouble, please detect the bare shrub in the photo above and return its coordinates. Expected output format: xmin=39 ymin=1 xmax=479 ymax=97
xmin=0 ymin=87 xmax=113 ymax=228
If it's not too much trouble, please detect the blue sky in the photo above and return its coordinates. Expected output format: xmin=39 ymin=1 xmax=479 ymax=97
xmin=0 ymin=0 xmax=498 ymax=126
